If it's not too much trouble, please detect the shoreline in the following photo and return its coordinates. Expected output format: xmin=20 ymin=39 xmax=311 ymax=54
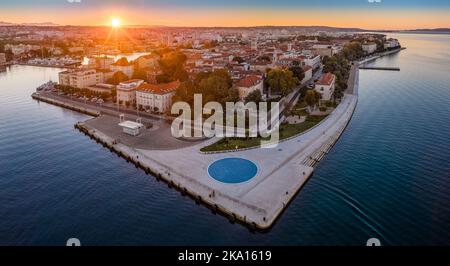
xmin=358 ymin=47 xmax=405 ymax=65
xmin=30 ymin=63 xmax=362 ymax=230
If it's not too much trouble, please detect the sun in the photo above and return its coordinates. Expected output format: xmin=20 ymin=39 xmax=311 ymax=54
xmin=111 ymin=18 xmax=121 ymax=28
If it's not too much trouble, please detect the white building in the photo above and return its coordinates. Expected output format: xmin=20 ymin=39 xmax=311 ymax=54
xmin=313 ymin=43 xmax=333 ymax=57
xmin=301 ymin=65 xmax=313 ymax=84
xmin=303 ymin=54 xmax=321 ymax=70
xmin=384 ymin=38 xmax=400 ymax=49
xmin=135 ymin=54 xmax=160 ymax=69
xmin=234 ymin=75 xmax=264 ymax=100
xmin=87 ymin=56 xmax=115 ymax=69
xmin=136 ymin=81 xmax=180 ymax=113
xmin=362 ymin=42 xmax=377 ymax=54
xmin=118 ymin=121 xmax=144 ymax=136
xmin=116 ymin=79 xmax=145 ymax=106
xmin=315 ymin=73 xmax=336 ymax=101
xmin=111 ymin=60 xmax=134 ymax=79
xmin=331 ymin=45 xmax=343 ymax=56
xmin=58 ymin=69 xmax=104 ymax=89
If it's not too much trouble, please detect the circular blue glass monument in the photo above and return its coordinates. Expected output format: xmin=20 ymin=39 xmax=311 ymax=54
xmin=208 ymin=158 xmax=258 ymax=184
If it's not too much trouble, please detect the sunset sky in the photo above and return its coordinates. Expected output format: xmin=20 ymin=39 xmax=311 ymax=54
xmin=1 ymin=0 xmax=449 ymax=30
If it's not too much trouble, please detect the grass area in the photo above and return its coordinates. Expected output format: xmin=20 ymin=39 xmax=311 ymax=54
xmin=200 ymin=115 xmax=327 ymax=152
xmin=290 ymin=101 xmax=309 ymax=116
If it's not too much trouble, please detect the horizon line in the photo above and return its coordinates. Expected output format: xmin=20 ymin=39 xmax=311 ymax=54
xmin=1 ymin=22 xmax=449 ymax=32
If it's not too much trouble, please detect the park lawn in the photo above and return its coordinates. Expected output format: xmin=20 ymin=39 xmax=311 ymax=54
xmin=290 ymin=101 xmax=309 ymax=116
xmin=200 ymin=115 xmax=327 ymax=152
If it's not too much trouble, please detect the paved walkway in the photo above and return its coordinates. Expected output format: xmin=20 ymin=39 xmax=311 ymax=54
xmin=53 ymin=67 xmax=360 ymax=229
xmin=129 ymin=77 xmax=359 ymax=228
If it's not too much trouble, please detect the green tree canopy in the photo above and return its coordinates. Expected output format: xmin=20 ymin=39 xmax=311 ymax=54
xmin=173 ymin=69 xmax=234 ymax=106
xmin=114 ymin=57 xmax=130 ymax=66
xmin=107 ymin=71 xmax=129 ymax=85
xmin=342 ymin=41 xmax=364 ymax=61
xmin=157 ymin=51 xmax=188 ymax=82
xmin=289 ymin=66 xmax=305 ymax=84
xmin=304 ymin=89 xmax=321 ymax=111
xmin=266 ymin=68 xmax=298 ymax=96
xmin=132 ymin=68 xmax=147 ymax=81
xmin=244 ymin=89 xmax=262 ymax=104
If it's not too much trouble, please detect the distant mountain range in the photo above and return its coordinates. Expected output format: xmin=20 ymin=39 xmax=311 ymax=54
xmin=403 ymin=28 xmax=450 ymax=33
xmin=0 ymin=21 xmax=60 ymax=27
xmin=0 ymin=21 xmax=448 ymax=33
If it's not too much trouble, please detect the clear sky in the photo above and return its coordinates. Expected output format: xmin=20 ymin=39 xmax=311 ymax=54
xmin=1 ymin=0 xmax=449 ymax=29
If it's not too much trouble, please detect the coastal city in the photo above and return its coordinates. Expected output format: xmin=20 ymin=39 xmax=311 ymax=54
xmin=1 ymin=0 xmax=450 ymax=252
xmin=0 ymin=22 xmax=405 ymax=229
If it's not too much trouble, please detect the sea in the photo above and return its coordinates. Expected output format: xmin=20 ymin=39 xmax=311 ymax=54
xmin=0 ymin=33 xmax=449 ymax=245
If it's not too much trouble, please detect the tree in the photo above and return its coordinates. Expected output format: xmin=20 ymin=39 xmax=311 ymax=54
xmin=198 ymin=69 xmax=232 ymax=104
xmin=107 ymin=71 xmax=129 ymax=85
xmin=232 ymin=56 xmax=244 ymax=64
xmin=305 ymin=89 xmax=321 ymax=112
xmin=158 ymin=51 xmax=188 ymax=82
xmin=342 ymin=41 xmax=364 ymax=61
xmin=244 ymin=90 xmax=262 ymax=104
xmin=132 ymin=68 xmax=147 ymax=81
xmin=173 ymin=69 xmax=235 ymax=106
xmin=115 ymin=57 xmax=130 ymax=66
xmin=289 ymin=66 xmax=305 ymax=84
xmin=266 ymin=68 xmax=298 ymax=96
xmin=223 ymin=87 xmax=239 ymax=103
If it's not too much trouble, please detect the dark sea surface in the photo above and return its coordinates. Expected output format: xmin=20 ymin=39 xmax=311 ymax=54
xmin=0 ymin=33 xmax=449 ymax=245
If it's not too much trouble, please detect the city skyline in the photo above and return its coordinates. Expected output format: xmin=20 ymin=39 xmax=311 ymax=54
xmin=0 ymin=0 xmax=449 ymax=30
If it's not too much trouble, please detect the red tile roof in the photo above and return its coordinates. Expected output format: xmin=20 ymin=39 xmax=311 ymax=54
xmin=316 ymin=73 xmax=335 ymax=86
xmin=235 ymin=75 xmax=262 ymax=88
xmin=137 ymin=80 xmax=180 ymax=95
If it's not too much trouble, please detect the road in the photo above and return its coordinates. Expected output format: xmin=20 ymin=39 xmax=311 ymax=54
xmin=39 ymin=91 xmax=169 ymax=123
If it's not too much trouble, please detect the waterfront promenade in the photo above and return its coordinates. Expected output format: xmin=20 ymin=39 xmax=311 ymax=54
xmin=68 ymin=65 xmax=359 ymax=229
xmin=31 ymin=63 xmax=359 ymax=229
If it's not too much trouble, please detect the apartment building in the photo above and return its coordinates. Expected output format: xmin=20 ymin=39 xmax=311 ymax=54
xmin=116 ymin=79 xmax=144 ymax=105
xmin=315 ymin=72 xmax=336 ymax=101
xmin=58 ymin=69 xmax=104 ymax=89
xmin=234 ymin=75 xmax=264 ymax=100
xmin=111 ymin=60 xmax=135 ymax=78
xmin=136 ymin=81 xmax=180 ymax=113
xmin=362 ymin=42 xmax=377 ymax=54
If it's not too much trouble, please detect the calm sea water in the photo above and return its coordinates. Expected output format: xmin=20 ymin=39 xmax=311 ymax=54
xmin=1 ymin=33 xmax=449 ymax=245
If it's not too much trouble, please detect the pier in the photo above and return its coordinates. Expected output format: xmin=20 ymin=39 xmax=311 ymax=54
xmin=32 ymin=93 xmax=101 ymax=117
xmin=359 ymin=66 xmax=400 ymax=71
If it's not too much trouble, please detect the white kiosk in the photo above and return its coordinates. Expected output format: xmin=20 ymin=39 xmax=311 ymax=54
xmin=118 ymin=120 xmax=144 ymax=136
